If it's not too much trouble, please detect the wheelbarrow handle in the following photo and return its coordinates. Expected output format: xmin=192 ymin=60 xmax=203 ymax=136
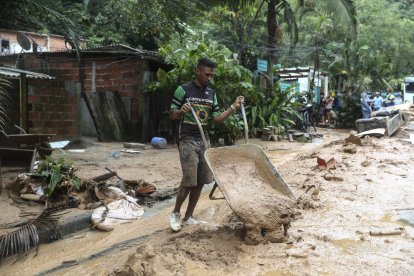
xmin=186 ymin=99 xmax=225 ymax=200
xmin=241 ymin=103 xmax=248 ymax=144
xmin=185 ymin=98 xmax=209 ymax=149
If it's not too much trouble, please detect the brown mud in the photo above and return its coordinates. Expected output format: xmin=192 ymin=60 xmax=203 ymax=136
xmin=1 ymin=128 xmax=414 ymax=275
xmin=206 ymin=145 xmax=296 ymax=244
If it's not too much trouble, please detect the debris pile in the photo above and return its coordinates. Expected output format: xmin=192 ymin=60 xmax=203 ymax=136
xmin=5 ymin=156 xmax=158 ymax=234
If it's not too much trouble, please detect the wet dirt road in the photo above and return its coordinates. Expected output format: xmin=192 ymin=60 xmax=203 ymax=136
xmin=1 ymin=129 xmax=414 ymax=275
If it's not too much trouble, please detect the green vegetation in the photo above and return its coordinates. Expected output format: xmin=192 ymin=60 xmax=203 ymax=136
xmin=36 ymin=156 xmax=80 ymax=198
xmin=1 ymin=0 xmax=413 ymax=132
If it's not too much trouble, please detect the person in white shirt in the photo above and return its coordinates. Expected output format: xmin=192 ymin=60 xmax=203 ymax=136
xmin=371 ymin=92 xmax=383 ymax=111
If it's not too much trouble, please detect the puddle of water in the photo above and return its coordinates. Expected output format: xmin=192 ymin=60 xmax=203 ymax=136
xmin=381 ymin=210 xmax=414 ymax=227
xmin=331 ymin=239 xmax=361 ymax=254
xmin=396 ymin=210 xmax=414 ymax=227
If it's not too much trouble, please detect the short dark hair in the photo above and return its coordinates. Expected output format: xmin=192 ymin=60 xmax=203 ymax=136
xmin=197 ymin=57 xmax=216 ymax=69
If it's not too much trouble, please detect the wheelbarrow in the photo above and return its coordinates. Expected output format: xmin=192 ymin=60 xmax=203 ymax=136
xmin=188 ymin=100 xmax=296 ymax=244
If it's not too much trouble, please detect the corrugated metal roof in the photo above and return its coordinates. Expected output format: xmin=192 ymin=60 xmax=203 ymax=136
xmin=0 ymin=66 xmax=55 ymax=79
xmin=0 ymin=44 xmax=161 ymax=60
xmin=37 ymin=43 xmax=159 ymax=57
xmin=277 ymin=67 xmax=327 ymax=77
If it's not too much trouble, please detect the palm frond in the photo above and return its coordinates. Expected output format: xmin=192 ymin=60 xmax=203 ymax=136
xmin=198 ymin=0 xmax=254 ymax=10
xmin=0 ymin=203 xmax=68 ymax=262
xmin=281 ymin=0 xmax=299 ymax=45
xmin=21 ymin=0 xmax=82 ymax=51
xmin=0 ymin=77 xmax=12 ymax=134
xmin=318 ymin=0 xmax=358 ymax=35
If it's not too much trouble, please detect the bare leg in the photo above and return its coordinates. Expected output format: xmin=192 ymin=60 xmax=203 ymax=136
xmin=173 ymin=186 xmax=191 ymax=213
xmin=184 ymin=185 xmax=203 ymax=220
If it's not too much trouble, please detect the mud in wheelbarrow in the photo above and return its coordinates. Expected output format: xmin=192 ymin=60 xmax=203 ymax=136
xmin=205 ymin=143 xmax=296 ymax=244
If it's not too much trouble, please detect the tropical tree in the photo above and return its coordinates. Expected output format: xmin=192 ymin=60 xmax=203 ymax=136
xmin=0 ymin=0 xmax=82 ymax=48
xmin=204 ymin=0 xmax=358 ymax=93
xmin=78 ymin=0 xmax=201 ymax=48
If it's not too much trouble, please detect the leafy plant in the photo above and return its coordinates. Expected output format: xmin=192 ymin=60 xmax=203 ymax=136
xmin=147 ymin=35 xmax=255 ymax=142
xmin=335 ymin=93 xmax=361 ymax=128
xmin=246 ymin=85 xmax=303 ymax=135
xmin=37 ymin=156 xmax=80 ymax=198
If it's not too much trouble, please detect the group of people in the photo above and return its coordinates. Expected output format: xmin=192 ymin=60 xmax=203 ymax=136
xmin=318 ymin=93 xmax=338 ymax=124
xmin=361 ymin=90 xmax=403 ymax=119
xmin=370 ymin=91 xmax=401 ymax=110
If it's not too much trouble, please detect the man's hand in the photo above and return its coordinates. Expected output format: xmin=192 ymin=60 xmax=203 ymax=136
xmin=180 ymin=103 xmax=191 ymax=115
xmin=169 ymin=102 xmax=191 ymax=120
xmin=232 ymin=96 xmax=245 ymax=110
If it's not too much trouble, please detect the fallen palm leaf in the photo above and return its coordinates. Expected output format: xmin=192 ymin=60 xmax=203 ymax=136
xmin=0 ymin=203 xmax=68 ymax=262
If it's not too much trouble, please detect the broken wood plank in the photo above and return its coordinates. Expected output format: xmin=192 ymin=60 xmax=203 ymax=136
xmin=123 ymin=142 xmax=146 ymax=150
xmin=120 ymin=149 xmax=141 ymax=154
xmin=355 ymin=128 xmax=386 ymax=137
xmin=83 ymin=91 xmax=134 ymax=142
xmin=92 ymin=171 xmax=117 ymax=182
xmin=369 ymin=230 xmax=403 ymax=236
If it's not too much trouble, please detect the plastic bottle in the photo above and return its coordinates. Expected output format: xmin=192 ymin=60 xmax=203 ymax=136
xmin=151 ymin=137 xmax=167 ymax=149
xmin=111 ymin=151 xmax=120 ymax=158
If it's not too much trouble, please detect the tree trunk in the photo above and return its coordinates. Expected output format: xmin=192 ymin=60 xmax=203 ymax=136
xmin=236 ymin=18 xmax=247 ymax=67
xmin=266 ymin=0 xmax=279 ymax=96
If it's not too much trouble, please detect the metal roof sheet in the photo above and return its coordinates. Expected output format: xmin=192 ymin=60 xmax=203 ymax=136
xmin=0 ymin=66 xmax=55 ymax=79
xmin=36 ymin=44 xmax=160 ymax=58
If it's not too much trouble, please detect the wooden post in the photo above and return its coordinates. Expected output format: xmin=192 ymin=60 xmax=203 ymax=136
xmin=19 ymin=73 xmax=28 ymax=132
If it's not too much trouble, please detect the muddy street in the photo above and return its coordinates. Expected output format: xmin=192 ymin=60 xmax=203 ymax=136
xmin=1 ymin=128 xmax=414 ymax=275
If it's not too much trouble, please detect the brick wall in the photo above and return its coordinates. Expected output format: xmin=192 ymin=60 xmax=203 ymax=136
xmin=83 ymin=58 xmax=147 ymax=128
xmin=27 ymin=79 xmax=78 ymax=139
xmin=21 ymin=54 xmax=149 ymax=141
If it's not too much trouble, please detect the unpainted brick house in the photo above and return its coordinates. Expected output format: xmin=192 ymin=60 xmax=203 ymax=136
xmin=0 ymin=29 xmax=67 ymax=55
xmin=0 ymin=44 xmax=170 ymax=143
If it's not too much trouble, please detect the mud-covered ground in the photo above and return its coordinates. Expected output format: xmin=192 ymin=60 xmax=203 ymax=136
xmin=1 ymin=126 xmax=414 ymax=275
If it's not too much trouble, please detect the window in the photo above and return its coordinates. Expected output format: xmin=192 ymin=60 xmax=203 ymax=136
xmin=1 ymin=39 xmax=10 ymax=55
xmin=406 ymin=82 xmax=414 ymax=93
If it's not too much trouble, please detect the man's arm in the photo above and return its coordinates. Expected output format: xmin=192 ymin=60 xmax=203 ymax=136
xmin=212 ymin=96 xmax=244 ymax=124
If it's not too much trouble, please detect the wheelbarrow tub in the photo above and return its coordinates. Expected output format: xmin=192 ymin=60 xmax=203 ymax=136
xmin=205 ymin=144 xmax=296 ymax=244
xmin=205 ymin=144 xmax=294 ymax=199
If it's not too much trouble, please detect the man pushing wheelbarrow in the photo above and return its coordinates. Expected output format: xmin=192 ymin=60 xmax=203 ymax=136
xmin=169 ymin=57 xmax=295 ymax=244
xmin=168 ymin=57 xmax=244 ymax=231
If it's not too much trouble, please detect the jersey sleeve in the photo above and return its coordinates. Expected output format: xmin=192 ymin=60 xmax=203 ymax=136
xmin=211 ymin=94 xmax=220 ymax=117
xmin=170 ymin=86 xmax=186 ymax=111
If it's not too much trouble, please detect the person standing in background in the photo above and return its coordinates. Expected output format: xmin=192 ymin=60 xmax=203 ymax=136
xmin=385 ymin=91 xmax=395 ymax=107
xmin=371 ymin=92 xmax=383 ymax=111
